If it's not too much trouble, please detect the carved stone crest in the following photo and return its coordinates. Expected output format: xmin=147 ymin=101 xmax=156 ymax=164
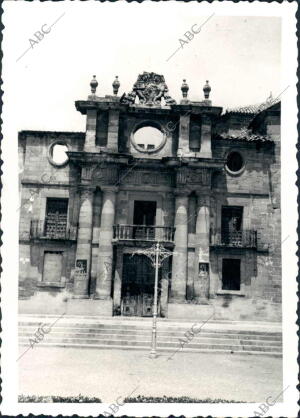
xmin=121 ymin=72 xmax=176 ymax=106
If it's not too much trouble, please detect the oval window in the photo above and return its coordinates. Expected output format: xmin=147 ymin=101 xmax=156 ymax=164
xmin=226 ymin=151 xmax=244 ymax=173
xmin=49 ymin=142 xmax=69 ymax=166
xmin=133 ymin=126 xmax=165 ymax=153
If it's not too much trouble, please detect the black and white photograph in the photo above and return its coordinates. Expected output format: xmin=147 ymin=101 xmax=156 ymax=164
xmin=1 ymin=1 xmax=298 ymax=417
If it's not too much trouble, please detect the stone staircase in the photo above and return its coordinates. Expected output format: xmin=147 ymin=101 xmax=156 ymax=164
xmin=18 ymin=316 xmax=282 ymax=357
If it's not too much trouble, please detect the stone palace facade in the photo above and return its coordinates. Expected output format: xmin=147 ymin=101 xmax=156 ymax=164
xmin=18 ymin=72 xmax=281 ymax=321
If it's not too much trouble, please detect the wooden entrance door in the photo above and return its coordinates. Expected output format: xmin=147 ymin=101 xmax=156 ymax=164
xmin=121 ymin=254 xmax=160 ymax=317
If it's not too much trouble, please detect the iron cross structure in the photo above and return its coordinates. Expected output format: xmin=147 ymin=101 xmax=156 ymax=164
xmin=132 ymin=242 xmax=175 ymax=358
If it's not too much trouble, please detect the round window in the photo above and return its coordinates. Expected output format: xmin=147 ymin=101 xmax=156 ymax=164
xmin=49 ymin=142 xmax=69 ymax=166
xmin=226 ymin=151 xmax=244 ymax=174
xmin=132 ymin=126 xmax=165 ymax=153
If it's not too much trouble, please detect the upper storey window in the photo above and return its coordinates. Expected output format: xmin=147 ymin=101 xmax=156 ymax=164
xmin=132 ymin=126 xmax=166 ymax=154
xmin=225 ymin=151 xmax=244 ymax=174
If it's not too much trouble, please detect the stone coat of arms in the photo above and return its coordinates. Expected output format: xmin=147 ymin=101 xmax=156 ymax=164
xmin=121 ymin=72 xmax=176 ymax=106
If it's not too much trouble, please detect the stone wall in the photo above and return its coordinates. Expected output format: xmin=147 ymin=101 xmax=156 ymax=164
xmin=18 ymin=103 xmax=281 ymax=320
xmin=18 ymin=132 xmax=84 ymax=311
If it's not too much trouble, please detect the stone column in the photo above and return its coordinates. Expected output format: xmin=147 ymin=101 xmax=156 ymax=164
xmin=107 ymin=110 xmax=119 ymax=152
xmin=95 ymin=187 xmax=117 ymax=299
xmin=73 ymin=187 xmax=94 ymax=297
xmin=84 ymin=109 xmax=97 ymax=152
xmin=199 ymin=115 xmax=212 ymax=158
xmin=194 ymin=194 xmax=210 ymax=302
xmin=177 ymin=114 xmax=190 ymax=156
xmin=170 ymin=192 xmax=188 ymax=302
xmin=113 ymin=247 xmax=123 ymax=315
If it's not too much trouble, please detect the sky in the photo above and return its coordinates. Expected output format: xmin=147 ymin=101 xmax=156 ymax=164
xmin=3 ymin=2 xmax=281 ymax=135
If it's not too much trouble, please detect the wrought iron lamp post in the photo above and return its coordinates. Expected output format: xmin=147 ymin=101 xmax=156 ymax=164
xmin=132 ymin=242 xmax=174 ymax=358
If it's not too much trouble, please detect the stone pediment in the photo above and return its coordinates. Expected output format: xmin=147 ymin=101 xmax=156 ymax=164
xmin=121 ymin=72 xmax=176 ymax=106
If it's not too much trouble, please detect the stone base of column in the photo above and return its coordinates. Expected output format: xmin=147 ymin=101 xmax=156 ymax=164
xmin=73 ymin=281 xmax=90 ymax=299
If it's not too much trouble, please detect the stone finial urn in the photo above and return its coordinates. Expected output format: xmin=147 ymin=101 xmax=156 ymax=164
xmin=112 ymin=76 xmax=120 ymax=95
xmin=181 ymin=79 xmax=189 ymax=98
xmin=203 ymin=80 xmax=211 ymax=99
xmin=90 ymin=75 xmax=98 ymax=94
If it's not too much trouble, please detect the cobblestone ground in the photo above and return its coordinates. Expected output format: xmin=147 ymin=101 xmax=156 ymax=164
xmin=18 ymin=346 xmax=282 ymax=403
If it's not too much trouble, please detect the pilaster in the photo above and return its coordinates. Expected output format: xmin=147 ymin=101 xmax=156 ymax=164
xmin=107 ymin=110 xmax=120 ymax=152
xmin=177 ymin=114 xmax=190 ymax=156
xmin=199 ymin=115 xmax=212 ymax=158
xmin=84 ymin=109 xmax=97 ymax=152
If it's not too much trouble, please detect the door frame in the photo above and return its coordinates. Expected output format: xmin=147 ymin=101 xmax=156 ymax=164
xmin=128 ymin=192 xmax=163 ymax=226
xmin=120 ymin=252 xmax=161 ymax=317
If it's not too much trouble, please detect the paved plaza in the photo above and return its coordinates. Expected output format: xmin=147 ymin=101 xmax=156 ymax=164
xmin=19 ymin=346 xmax=282 ymax=403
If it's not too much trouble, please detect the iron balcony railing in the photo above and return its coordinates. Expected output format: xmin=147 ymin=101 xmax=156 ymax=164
xmin=113 ymin=224 xmax=175 ymax=243
xmin=30 ymin=220 xmax=77 ymax=240
xmin=210 ymin=229 xmax=257 ymax=248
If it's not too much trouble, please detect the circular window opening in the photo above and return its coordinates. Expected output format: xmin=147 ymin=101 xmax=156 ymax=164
xmin=226 ymin=151 xmax=244 ymax=173
xmin=49 ymin=142 xmax=69 ymax=166
xmin=133 ymin=126 xmax=165 ymax=153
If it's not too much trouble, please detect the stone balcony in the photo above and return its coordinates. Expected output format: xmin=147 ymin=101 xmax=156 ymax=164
xmin=210 ymin=229 xmax=257 ymax=249
xmin=30 ymin=220 xmax=77 ymax=241
xmin=113 ymin=224 xmax=175 ymax=244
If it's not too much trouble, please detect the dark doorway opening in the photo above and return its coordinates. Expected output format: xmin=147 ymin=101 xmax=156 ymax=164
xmin=121 ymin=254 xmax=161 ymax=317
xmin=133 ymin=200 xmax=156 ymax=225
xmin=133 ymin=201 xmax=157 ymax=240
xmin=222 ymin=258 xmax=241 ymax=291
xmin=221 ymin=206 xmax=243 ymax=245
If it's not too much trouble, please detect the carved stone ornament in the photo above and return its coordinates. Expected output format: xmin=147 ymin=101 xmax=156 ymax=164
xmin=79 ymin=187 xmax=94 ymax=200
xmin=176 ymin=167 xmax=188 ymax=185
xmin=121 ymin=72 xmax=176 ymax=106
xmin=92 ymin=165 xmax=119 ymax=185
xmin=119 ymin=169 xmax=172 ymax=186
xmin=196 ymin=195 xmax=210 ymax=207
xmin=81 ymin=166 xmax=95 ymax=181
xmin=176 ymin=168 xmax=210 ymax=186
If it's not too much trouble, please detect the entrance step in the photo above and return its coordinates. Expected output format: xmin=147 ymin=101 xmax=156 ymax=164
xmin=18 ymin=316 xmax=282 ymax=357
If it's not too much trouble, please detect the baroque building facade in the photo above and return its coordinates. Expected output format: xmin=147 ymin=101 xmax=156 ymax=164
xmin=18 ymin=72 xmax=281 ymax=321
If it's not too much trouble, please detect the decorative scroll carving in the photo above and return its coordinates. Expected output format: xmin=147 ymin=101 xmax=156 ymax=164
xmin=121 ymin=72 xmax=176 ymax=106
xmin=81 ymin=166 xmax=94 ymax=181
xmin=176 ymin=168 xmax=188 ymax=185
